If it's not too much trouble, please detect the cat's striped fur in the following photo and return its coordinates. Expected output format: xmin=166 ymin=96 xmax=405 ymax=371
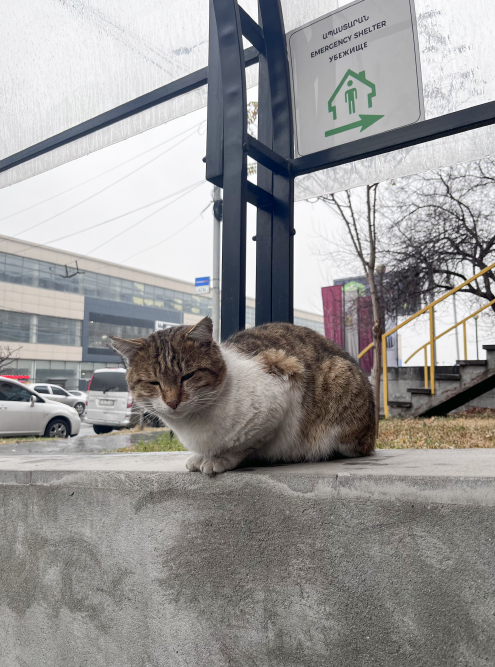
xmin=111 ymin=317 xmax=375 ymax=474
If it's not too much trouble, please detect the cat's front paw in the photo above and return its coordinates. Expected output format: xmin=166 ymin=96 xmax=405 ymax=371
xmin=185 ymin=454 xmax=203 ymax=472
xmin=200 ymin=457 xmax=232 ymax=475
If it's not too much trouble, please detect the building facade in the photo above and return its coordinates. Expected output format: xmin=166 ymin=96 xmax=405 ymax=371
xmin=0 ymin=236 xmax=324 ymax=389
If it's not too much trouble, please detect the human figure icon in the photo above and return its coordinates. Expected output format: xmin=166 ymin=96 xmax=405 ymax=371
xmin=345 ymin=80 xmax=358 ymax=115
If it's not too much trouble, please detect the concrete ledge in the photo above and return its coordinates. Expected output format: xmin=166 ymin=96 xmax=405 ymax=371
xmin=1 ymin=451 xmax=494 ymax=666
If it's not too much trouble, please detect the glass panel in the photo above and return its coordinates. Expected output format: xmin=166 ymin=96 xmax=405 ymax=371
xmin=37 ymin=315 xmax=82 ymax=346
xmin=0 ymin=380 xmax=32 ymax=402
xmin=90 ymin=371 xmax=128 ymax=393
xmin=4 ymin=255 xmax=23 ymax=284
xmin=0 ymin=311 xmax=30 ymax=343
xmin=295 ymin=125 xmax=495 ymax=199
xmin=38 ymin=262 xmax=57 ymax=291
xmin=51 ymin=386 xmax=68 ymax=396
xmin=1 ymin=0 xmax=210 ymax=159
xmin=83 ymin=272 xmax=98 ymax=298
xmin=22 ymin=258 xmax=40 ymax=287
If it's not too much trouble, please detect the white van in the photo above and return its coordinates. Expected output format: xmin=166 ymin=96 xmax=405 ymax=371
xmin=85 ymin=368 xmax=137 ymax=434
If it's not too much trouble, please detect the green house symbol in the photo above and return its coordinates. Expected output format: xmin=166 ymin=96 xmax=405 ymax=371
xmin=328 ymin=69 xmax=376 ymax=121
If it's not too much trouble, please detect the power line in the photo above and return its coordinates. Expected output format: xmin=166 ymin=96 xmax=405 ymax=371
xmin=0 ymin=121 xmax=204 ymax=224
xmin=85 ymin=181 xmax=206 ymax=256
xmin=11 ymin=126 xmax=200 ymax=238
xmin=122 ymin=202 xmax=212 ymax=263
xmin=43 ymin=179 xmax=205 ymax=246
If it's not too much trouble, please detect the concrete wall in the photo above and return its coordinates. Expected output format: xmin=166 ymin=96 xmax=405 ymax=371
xmin=1 ymin=450 xmax=494 ymax=667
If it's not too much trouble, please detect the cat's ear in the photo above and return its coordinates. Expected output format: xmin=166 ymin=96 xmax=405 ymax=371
xmin=109 ymin=337 xmax=144 ymax=363
xmin=187 ymin=317 xmax=213 ymax=343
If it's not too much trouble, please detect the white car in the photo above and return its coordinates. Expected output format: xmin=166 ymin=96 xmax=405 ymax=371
xmin=0 ymin=377 xmax=81 ymax=438
xmin=27 ymin=383 xmax=86 ymax=417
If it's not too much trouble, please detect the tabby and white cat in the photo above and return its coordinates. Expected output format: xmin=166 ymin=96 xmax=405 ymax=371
xmin=111 ymin=317 xmax=375 ymax=474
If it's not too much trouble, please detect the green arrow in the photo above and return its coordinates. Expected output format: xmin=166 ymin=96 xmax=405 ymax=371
xmin=325 ymin=114 xmax=384 ymax=137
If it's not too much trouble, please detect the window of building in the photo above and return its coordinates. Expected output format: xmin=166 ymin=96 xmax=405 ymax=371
xmin=0 ymin=251 xmax=215 ymax=320
xmin=37 ymin=315 xmax=82 ymax=346
xmin=88 ymin=319 xmax=154 ymax=353
xmin=0 ymin=311 xmax=31 ymax=342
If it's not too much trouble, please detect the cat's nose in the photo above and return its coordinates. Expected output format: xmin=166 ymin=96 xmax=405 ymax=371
xmin=166 ymin=400 xmax=179 ymax=410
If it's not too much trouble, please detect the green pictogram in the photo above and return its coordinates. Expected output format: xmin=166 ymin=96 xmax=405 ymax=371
xmin=326 ymin=69 xmax=383 ymax=137
xmin=325 ymin=114 xmax=384 ymax=137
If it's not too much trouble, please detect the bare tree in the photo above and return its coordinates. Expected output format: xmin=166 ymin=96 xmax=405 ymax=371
xmin=0 ymin=345 xmax=21 ymax=374
xmin=383 ymin=158 xmax=495 ymax=313
xmin=319 ymin=184 xmax=383 ymax=431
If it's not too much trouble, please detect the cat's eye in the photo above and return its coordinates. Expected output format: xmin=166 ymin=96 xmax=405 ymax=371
xmin=149 ymin=381 xmax=160 ymax=386
xmin=181 ymin=371 xmax=196 ymax=383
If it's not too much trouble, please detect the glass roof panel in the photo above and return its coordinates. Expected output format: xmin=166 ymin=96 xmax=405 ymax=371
xmin=1 ymin=0 xmax=494 ymax=192
xmin=1 ymin=0 xmax=209 ymax=159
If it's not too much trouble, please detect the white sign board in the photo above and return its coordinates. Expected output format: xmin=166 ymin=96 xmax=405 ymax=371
xmin=195 ymin=276 xmax=210 ymax=294
xmin=287 ymin=0 xmax=423 ymax=157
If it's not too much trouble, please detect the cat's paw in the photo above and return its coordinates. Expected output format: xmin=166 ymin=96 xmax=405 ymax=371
xmin=185 ymin=454 xmax=203 ymax=472
xmin=200 ymin=457 xmax=232 ymax=475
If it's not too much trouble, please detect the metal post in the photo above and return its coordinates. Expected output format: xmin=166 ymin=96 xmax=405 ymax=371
xmin=212 ymin=186 xmax=222 ymax=342
xmin=255 ymin=8 xmax=274 ymax=326
xmin=429 ymin=306 xmax=435 ymax=395
xmin=259 ymin=0 xmax=294 ymax=324
xmin=212 ymin=0 xmax=248 ymax=339
xmin=474 ymin=315 xmax=479 ymax=360
xmin=453 ymin=292 xmax=460 ymax=361
xmin=382 ymin=335 xmax=389 ymax=419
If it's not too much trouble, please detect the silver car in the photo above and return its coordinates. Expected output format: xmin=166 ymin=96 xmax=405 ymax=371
xmin=27 ymin=383 xmax=86 ymax=417
xmin=0 ymin=378 xmax=80 ymax=438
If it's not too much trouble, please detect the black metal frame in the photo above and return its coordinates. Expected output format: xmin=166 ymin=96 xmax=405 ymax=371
xmin=2 ymin=0 xmax=495 ymax=340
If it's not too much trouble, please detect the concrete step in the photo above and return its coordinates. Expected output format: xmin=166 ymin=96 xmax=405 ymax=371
xmin=388 ymin=400 xmax=412 ymax=408
xmin=435 ymin=373 xmax=460 ymax=381
xmin=408 ymin=387 xmax=431 ymax=395
xmin=457 ymin=360 xmax=487 ymax=366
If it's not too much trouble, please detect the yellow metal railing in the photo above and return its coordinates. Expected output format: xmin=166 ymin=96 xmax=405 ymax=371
xmin=357 ymin=262 xmax=495 ymax=419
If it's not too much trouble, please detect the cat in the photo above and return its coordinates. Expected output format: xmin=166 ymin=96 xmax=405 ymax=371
xmin=110 ymin=317 xmax=375 ymax=474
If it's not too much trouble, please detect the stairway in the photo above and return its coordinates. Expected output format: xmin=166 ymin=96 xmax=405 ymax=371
xmin=387 ymin=345 xmax=495 ymax=417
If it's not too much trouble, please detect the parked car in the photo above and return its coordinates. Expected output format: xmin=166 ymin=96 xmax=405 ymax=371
xmin=85 ymin=368 xmax=138 ymax=434
xmin=69 ymin=390 xmax=87 ymax=401
xmin=0 ymin=377 xmax=80 ymax=438
xmin=27 ymin=383 xmax=86 ymax=416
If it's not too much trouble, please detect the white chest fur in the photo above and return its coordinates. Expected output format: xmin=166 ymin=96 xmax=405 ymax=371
xmin=161 ymin=347 xmax=303 ymax=458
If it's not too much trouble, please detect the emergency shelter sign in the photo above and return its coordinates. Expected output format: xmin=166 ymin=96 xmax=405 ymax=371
xmin=287 ymin=0 xmax=424 ymax=157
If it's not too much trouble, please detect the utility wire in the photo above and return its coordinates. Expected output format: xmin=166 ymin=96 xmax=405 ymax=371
xmin=45 ymin=180 xmax=205 ymax=246
xmin=122 ymin=201 xmax=212 ymax=263
xmin=0 ymin=121 xmax=204 ymax=224
xmin=0 ymin=179 xmax=205 ymax=262
xmin=44 ymin=179 xmax=206 ymax=245
xmin=85 ymin=181 xmax=206 ymax=256
xmin=12 ymin=126 xmax=200 ymax=238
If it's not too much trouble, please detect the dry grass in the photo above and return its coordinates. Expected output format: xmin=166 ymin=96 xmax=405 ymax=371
xmin=377 ymin=413 xmax=495 ymax=449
